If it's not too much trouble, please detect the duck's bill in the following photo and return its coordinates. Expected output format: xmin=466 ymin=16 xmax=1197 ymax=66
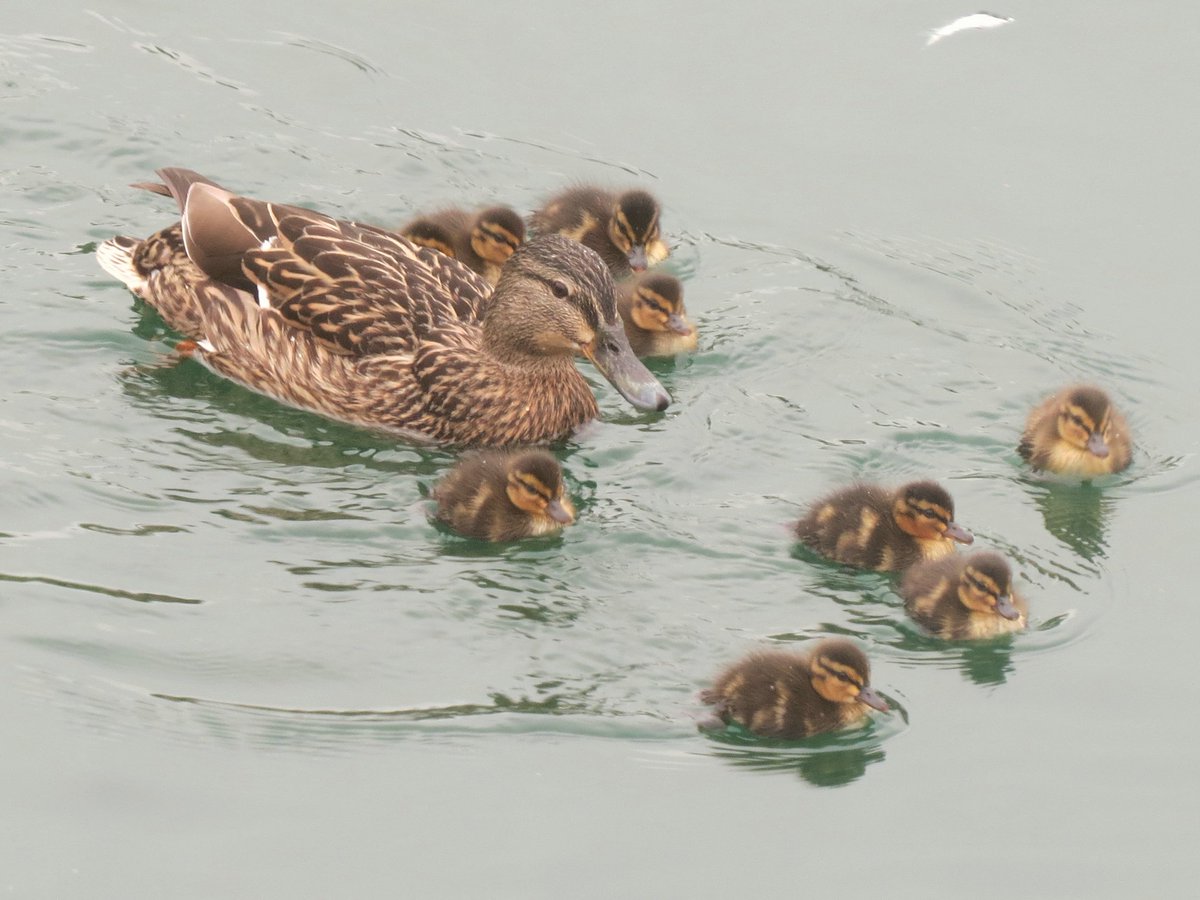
xmin=627 ymin=246 xmax=648 ymax=272
xmin=666 ymin=313 xmax=693 ymax=336
xmin=995 ymin=595 xmax=1022 ymax=621
xmin=945 ymin=522 xmax=974 ymax=544
xmin=546 ymin=499 xmax=575 ymax=526
xmin=857 ymin=686 xmax=890 ymax=713
xmin=585 ymin=323 xmax=671 ymax=412
xmin=1086 ymin=431 xmax=1110 ymax=458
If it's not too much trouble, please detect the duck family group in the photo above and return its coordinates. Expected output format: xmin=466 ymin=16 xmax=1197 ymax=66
xmin=97 ymin=168 xmax=1132 ymax=743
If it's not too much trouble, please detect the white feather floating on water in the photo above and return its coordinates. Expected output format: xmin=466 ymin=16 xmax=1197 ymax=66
xmin=926 ymin=12 xmax=1013 ymax=46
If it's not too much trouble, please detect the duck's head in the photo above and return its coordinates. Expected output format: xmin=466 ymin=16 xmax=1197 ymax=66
xmin=624 ymin=273 xmax=694 ymax=337
xmin=470 ymin=206 xmax=526 ymax=268
xmin=607 ymin=190 xmax=669 ymax=272
xmin=809 ymin=639 xmax=889 ymax=712
xmin=503 ymin=450 xmax=576 ymax=527
xmin=955 ymin=552 xmax=1022 ymax=621
xmin=1055 ymin=385 xmax=1119 ymax=459
xmin=488 ymin=235 xmax=670 ymax=412
xmin=401 ymin=220 xmax=457 ymax=259
xmin=892 ymin=481 xmax=974 ymax=545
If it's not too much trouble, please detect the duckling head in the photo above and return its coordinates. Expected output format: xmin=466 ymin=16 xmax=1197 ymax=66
xmin=487 ymin=235 xmax=670 ymax=412
xmin=607 ymin=190 xmax=669 ymax=272
xmin=892 ymin=481 xmax=974 ymax=545
xmin=955 ymin=552 xmax=1022 ymax=621
xmin=1055 ymin=385 xmax=1118 ymax=460
xmin=470 ymin=206 xmax=526 ymax=268
xmin=503 ymin=450 xmax=575 ymax=527
xmin=401 ymin=220 xmax=457 ymax=259
xmin=808 ymin=639 xmax=889 ymax=712
xmin=626 ymin=273 xmax=693 ymax=337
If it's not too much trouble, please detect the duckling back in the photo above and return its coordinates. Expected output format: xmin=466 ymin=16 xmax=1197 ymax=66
xmin=530 ymin=185 xmax=668 ymax=276
xmin=1018 ymin=384 xmax=1132 ymax=476
xmin=901 ymin=551 xmax=1029 ymax=640
xmin=433 ymin=449 xmax=575 ymax=542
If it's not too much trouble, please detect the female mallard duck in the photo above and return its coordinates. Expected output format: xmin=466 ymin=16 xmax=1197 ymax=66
xmin=794 ymin=480 xmax=974 ymax=572
xmin=529 ymin=185 xmax=669 ymax=277
xmin=900 ymin=550 xmax=1028 ymax=640
xmin=700 ymin=638 xmax=888 ymax=740
xmin=433 ymin=449 xmax=575 ymax=541
xmin=398 ymin=205 xmax=525 ymax=286
xmin=616 ymin=272 xmax=698 ymax=358
xmin=1018 ymin=384 xmax=1131 ymax=476
xmin=95 ymin=168 xmax=669 ymax=447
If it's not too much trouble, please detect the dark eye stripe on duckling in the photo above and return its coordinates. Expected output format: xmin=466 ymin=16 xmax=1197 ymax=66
xmin=510 ymin=472 xmax=555 ymax=501
xmin=814 ymin=657 xmax=863 ymax=688
xmin=909 ymin=500 xmax=951 ymax=525
xmin=479 ymin=224 xmax=522 ymax=250
xmin=963 ymin=567 xmax=1003 ymax=596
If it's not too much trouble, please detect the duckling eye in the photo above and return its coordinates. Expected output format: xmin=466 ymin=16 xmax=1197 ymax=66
xmin=550 ymin=279 xmax=570 ymax=299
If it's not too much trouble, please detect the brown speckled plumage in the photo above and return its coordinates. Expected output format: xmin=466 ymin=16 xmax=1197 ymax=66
xmin=433 ymin=449 xmax=575 ymax=542
xmin=701 ymin=638 xmax=887 ymax=740
xmin=97 ymin=168 xmax=668 ymax=447
xmin=530 ymin=185 xmax=669 ymax=277
xmin=793 ymin=480 xmax=974 ymax=572
xmin=901 ymin=551 xmax=1029 ymax=640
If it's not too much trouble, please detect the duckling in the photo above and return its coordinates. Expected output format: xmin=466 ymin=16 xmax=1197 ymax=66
xmin=700 ymin=638 xmax=889 ymax=740
xmin=433 ymin=449 xmax=575 ymax=541
xmin=398 ymin=205 xmax=525 ymax=286
xmin=530 ymin=186 xmax=669 ymax=277
xmin=1018 ymin=384 xmax=1131 ymax=476
xmin=901 ymin=550 xmax=1029 ymax=640
xmin=794 ymin=480 xmax=974 ymax=572
xmin=96 ymin=168 xmax=669 ymax=447
xmin=616 ymin=272 xmax=698 ymax=357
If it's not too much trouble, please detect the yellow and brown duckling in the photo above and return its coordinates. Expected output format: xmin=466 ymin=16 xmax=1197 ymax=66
xmin=616 ymin=272 xmax=698 ymax=358
xmin=700 ymin=638 xmax=889 ymax=740
xmin=794 ymin=480 xmax=974 ymax=572
xmin=530 ymin=185 xmax=669 ymax=277
xmin=96 ymin=168 xmax=669 ymax=447
xmin=1018 ymin=384 xmax=1131 ymax=477
xmin=433 ymin=449 xmax=575 ymax=541
xmin=398 ymin=205 xmax=525 ymax=286
xmin=900 ymin=550 xmax=1028 ymax=640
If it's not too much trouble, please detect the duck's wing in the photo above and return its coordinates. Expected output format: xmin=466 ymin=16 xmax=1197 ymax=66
xmin=179 ymin=181 xmax=494 ymax=358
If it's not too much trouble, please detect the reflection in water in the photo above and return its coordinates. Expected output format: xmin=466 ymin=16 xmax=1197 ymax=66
xmin=1023 ymin=477 xmax=1114 ymax=562
xmin=703 ymin=721 xmax=893 ymax=787
xmin=890 ymin=625 xmax=1020 ymax=686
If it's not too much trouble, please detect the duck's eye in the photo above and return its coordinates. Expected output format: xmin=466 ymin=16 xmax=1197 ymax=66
xmin=550 ymin=280 xmax=570 ymax=299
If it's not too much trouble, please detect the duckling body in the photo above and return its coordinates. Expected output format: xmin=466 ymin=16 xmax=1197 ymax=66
xmin=96 ymin=168 xmax=668 ymax=447
xmin=530 ymin=186 xmax=669 ymax=277
xmin=901 ymin=551 xmax=1028 ymax=640
xmin=616 ymin=273 xmax=697 ymax=357
xmin=433 ymin=449 xmax=575 ymax=541
xmin=399 ymin=205 xmax=525 ymax=286
xmin=794 ymin=481 xmax=974 ymax=572
xmin=701 ymin=638 xmax=888 ymax=740
xmin=1018 ymin=384 xmax=1131 ymax=476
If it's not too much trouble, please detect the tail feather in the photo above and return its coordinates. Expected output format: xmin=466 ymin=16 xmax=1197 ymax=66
xmin=96 ymin=236 xmax=147 ymax=295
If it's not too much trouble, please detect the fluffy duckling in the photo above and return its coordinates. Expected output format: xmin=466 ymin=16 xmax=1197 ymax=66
xmin=700 ymin=638 xmax=888 ymax=740
xmin=399 ymin=205 xmax=525 ymax=286
xmin=1018 ymin=384 xmax=1131 ymax=477
xmin=433 ymin=450 xmax=575 ymax=541
xmin=530 ymin=186 xmax=669 ymax=276
xmin=616 ymin=272 xmax=698 ymax=358
xmin=794 ymin=481 xmax=974 ymax=572
xmin=901 ymin=551 xmax=1028 ymax=640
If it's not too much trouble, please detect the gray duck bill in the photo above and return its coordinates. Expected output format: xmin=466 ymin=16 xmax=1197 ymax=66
xmin=586 ymin=322 xmax=671 ymax=412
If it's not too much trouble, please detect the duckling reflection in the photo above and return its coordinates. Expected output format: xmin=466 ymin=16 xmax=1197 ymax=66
xmin=433 ymin=450 xmax=575 ymax=542
xmin=707 ymin=740 xmax=886 ymax=787
xmin=901 ymin=551 xmax=1029 ymax=640
xmin=398 ymin=205 xmax=526 ymax=285
xmin=530 ymin=185 xmax=669 ymax=276
xmin=616 ymin=272 xmax=698 ymax=358
xmin=700 ymin=638 xmax=888 ymax=740
xmin=1025 ymin=478 xmax=1112 ymax=562
xmin=794 ymin=481 xmax=973 ymax=572
xmin=1019 ymin=384 xmax=1132 ymax=476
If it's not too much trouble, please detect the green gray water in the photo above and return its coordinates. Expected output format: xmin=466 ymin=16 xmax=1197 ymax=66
xmin=3 ymin=2 xmax=1198 ymax=897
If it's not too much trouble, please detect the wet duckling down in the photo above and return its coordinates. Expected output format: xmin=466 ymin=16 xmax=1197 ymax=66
xmin=433 ymin=450 xmax=575 ymax=542
xmin=616 ymin=272 xmax=698 ymax=358
xmin=1018 ymin=384 xmax=1131 ymax=477
xmin=530 ymin=185 xmax=669 ymax=277
xmin=700 ymin=638 xmax=888 ymax=740
xmin=901 ymin=550 xmax=1029 ymax=640
xmin=794 ymin=480 xmax=973 ymax=572
xmin=399 ymin=205 xmax=525 ymax=286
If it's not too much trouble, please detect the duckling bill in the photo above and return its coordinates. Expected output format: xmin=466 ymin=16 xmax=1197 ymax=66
xmin=1018 ymin=384 xmax=1131 ymax=476
xmin=433 ymin=450 xmax=575 ymax=541
xmin=794 ymin=480 xmax=973 ymax=572
xmin=901 ymin=551 xmax=1029 ymax=640
xmin=700 ymin=638 xmax=888 ymax=740
xmin=96 ymin=168 xmax=669 ymax=447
